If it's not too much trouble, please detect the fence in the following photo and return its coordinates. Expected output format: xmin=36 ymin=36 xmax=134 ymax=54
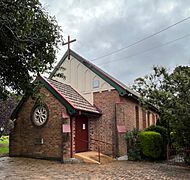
xmin=167 ymin=145 xmax=190 ymax=166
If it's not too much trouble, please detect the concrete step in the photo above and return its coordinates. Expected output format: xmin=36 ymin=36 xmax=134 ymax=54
xmin=74 ymin=151 xmax=114 ymax=164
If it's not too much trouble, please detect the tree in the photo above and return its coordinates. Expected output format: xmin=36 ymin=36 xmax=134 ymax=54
xmin=0 ymin=96 xmax=18 ymax=137
xmin=0 ymin=0 xmax=62 ymax=99
xmin=133 ymin=66 xmax=190 ymax=147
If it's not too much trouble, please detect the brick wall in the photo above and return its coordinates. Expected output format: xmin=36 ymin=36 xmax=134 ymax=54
xmin=90 ymin=90 xmax=159 ymax=157
xmin=62 ymin=116 xmax=72 ymax=159
xmin=9 ymin=86 xmax=159 ymax=160
xmin=10 ymin=88 xmax=71 ymax=161
xmin=115 ymin=97 xmax=142 ymax=156
xmin=120 ymin=96 xmax=158 ymax=130
xmin=89 ymin=90 xmax=120 ymax=155
xmin=115 ymin=102 xmax=127 ymax=156
xmin=71 ymin=116 xmax=76 ymax=155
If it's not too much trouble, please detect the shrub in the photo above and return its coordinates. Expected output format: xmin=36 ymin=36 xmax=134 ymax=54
xmin=185 ymin=155 xmax=190 ymax=165
xmin=144 ymin=125 xmax=168 ymax=159
xmin=139 ymin=131 xmax=163 ymax=159
xmin=127 ymin=148 xmax=141 ymax=161
xmin=125 ymin=129 xmax=141 ymax=160
xmin=145 ymin=125 xmax=167 ymax=143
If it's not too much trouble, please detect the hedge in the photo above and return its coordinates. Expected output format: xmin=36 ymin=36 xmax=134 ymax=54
xmin=139 ymin=131 xmax=163 ymax=159
xmin=144 ymin=125 xmax=167 ymax=143
xmin=144 ymin=125 xmax=168 ymax=159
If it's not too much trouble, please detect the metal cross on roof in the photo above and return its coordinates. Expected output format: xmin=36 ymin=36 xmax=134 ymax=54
xmin=62 ymin=36 xmax=76 ymax=60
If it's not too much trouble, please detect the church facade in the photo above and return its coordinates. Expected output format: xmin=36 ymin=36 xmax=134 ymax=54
xmin=10 ymin=50 xmax=159 ymax=161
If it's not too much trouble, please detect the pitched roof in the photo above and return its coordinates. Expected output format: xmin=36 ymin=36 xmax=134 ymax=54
xmin=49 ymin=49 xmax=140 ymax=99
xmin=45 ymin=78 xmax=101 ymax=114
xmin=49 ymin=50 xmax=159 ymax=113
xmin=11 ymin=76 xmax=101 ymax=120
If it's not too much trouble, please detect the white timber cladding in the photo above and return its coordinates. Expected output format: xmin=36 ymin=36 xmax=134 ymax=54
xmin=53 ymin=56 xmax=115 ymax=104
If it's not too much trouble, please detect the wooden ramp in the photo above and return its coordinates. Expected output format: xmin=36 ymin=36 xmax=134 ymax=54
xmin=74 ymin=151 xmax=114 ymax=164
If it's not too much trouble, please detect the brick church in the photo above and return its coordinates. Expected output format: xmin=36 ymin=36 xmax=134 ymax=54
xmin=10 ymin=49 xmax=159 ymax=161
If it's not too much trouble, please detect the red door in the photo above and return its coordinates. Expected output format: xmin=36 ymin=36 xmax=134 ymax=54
xmin=75 ymin=115 xmax=88 ymax=152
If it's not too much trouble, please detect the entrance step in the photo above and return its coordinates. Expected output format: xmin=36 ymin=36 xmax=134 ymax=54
xmin=74 ymin=151 xmax=114 ymax=164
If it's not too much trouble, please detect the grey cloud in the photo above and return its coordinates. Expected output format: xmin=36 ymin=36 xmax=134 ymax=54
xmin=41 ymin=0 xmax=190 ymax=84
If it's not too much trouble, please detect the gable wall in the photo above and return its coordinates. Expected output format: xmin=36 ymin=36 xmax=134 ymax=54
xmin=53 ymin=56 xmax=114 ymax=104
xmin=9 ymin=88 xmax=71 ymax=160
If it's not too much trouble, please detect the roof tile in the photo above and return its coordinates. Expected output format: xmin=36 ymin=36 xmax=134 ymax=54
xmin=46 ymin=78 xmax=101 ymax=114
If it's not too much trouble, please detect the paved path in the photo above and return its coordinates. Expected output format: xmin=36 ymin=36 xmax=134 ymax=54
xmin=0 ymin=157 xmax=190 ymax=179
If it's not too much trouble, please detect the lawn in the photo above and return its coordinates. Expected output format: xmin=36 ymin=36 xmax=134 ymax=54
xmin=0 ymin=136 xmax=9 ymax=154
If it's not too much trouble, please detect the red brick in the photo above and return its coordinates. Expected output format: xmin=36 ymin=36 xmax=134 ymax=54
xmin=10 ymin=88 xmax=71 ymax=161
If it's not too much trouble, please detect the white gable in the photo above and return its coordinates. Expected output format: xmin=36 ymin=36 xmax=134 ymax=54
xmin=52 ymin=55 xmax=114 ymax=104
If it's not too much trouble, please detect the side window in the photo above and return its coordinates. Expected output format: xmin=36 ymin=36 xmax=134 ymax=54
xmin=142 ymin=110 xmax=146 ymax=129
xmin=147 ymin=111 xmax=150 ymax=127
xmin=92 ymin=79 xmax=99 ymax=89
xmin=152 ymin=114 xmax=155 ymax=124
xmin=135 ymin=106 xmax=139 ymax=129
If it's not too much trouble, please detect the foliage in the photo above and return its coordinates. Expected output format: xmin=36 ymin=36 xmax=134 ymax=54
xmin=133 ymin=66 xmax=190 ymax=147
xmin=0 ymin=0 xmax=63 ymax=99
xmin=156 ymin=118 xmax=167 ymax=129
xmin=0 ymin=136 xmax=9 ymax=154
xmin=53 ymin=66 xmax=66 ymax=79
xmin=126 ymin=129 xmax=165 ymax=161
xmin=145 ymin=125 xmax=167 ymax=144
xmin=125 ymin=129 xmax=141 ymax=160
xmin=139 ymin=131 xmax=163 ymax=159
xmin=0 ymin=96 xmax=18 ymax=137
xmin=184 ymin=155 xmax=190 ymax=165
xmin=0 ymin=136 xmax=9 ymax=144
xmin=144 ymin=125 xmax=167 ymax=158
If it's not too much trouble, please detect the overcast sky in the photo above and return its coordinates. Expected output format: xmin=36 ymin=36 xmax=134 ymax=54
xmin=41 ymin=0 xmax=190 ymax=85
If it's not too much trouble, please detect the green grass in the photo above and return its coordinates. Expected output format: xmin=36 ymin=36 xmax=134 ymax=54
xmin=0 ymin=136 xmax=9 ymax=154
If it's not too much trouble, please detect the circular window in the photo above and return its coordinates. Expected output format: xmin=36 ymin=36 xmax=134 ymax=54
xmin=32 ymin=105 xmax=48 ymax=127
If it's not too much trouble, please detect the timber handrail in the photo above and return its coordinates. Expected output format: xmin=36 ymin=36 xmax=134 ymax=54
xmin=74 ymin=137 xmax=89 ymax=143
xmin=74 ymin=137 xmax=114 ymax=163
xmin=90 ymin=138 xmax=113 ymax=146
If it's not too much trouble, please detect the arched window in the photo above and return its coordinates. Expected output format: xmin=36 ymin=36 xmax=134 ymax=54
xmin=147 ymin=111 xmax=150 ymax=127
xmin=135 ymin=106 xmax=139 ymax=129
xmin=142 ymin=110 xmax=146 ymax=129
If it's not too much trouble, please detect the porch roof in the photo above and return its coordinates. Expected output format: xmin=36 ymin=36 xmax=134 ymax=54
xmin=10 ymin=76 xmax=101 ymax=120
xmin=43 ymin=77 xmax=101 ymax=115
